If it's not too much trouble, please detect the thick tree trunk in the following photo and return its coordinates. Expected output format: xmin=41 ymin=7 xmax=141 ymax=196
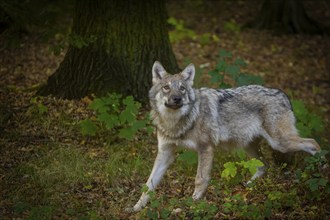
xmin=245 ymin=0 xmax=325 ymax=34
xmin=37 ymin=0 xmax=179 ymax=102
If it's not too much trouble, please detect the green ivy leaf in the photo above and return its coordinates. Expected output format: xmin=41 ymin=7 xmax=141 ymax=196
xmin=124 ymin=96 xmax=140 ymax=112
xmin=215 ymin=60 xmax=227 ymax=72
xmin=219 ymin=49 xmax=232 ymax=58
xmin=89 ymin=98 xmax=108 ymax=113
xmin=80 ymin=119 xmax=97 ymax=136
xmin=307 ymin=178 xmax=320 ymax=192
xmin=267 ymin=190 xmax=283 ymax=201
xmin=296 ymin=122 xmax=311 ymax=137
xmin=97 ymin=112 xmax=119 ymax=129
xmin=237 ymin=73 xmax=264 ymax=86
xmin=141 ymin=184 xmax=149 ymax=193
xmin=234 ymin=58 xmax=247 ymax=67
xmin=318 ymin=178 xmax=328 ymax=187
xmin=103 ymin=93 xmax=122 ymax=112
xmin=309 ymin=114 xmax=323 ymax=133
xmin=292 ymin=100 xmax=308 ymax=121
xmin=118 ymin=127 xmax=135 ymax=140
xmin=37 ymin=103 xmax=48 ymax=114
xmin=208 ymin=70 xmax=223 ymax=84
xmin=150 ymin=199 xmax=160 ymax=209
xmin=119 ymin=109 xmax=136 ymax=124
xmin=235 ymin=149 xmax=247 ymax=161
xmin=241 ymin=159 xmax=264 ymax=175
xmin=199 ymin=33 xmax=212 ymax=45
xmin=225 ymin=65 xmax=240 ymax=79
xmin=80 ymin=93 xmax=151 ymax=139
xmin=132 ymin=120 xmax=146 ymax=131
xmin=224 ymin=20 xmax=241 ymax=32
xmin=221 ymin=162 xmax=237 ymax=178
xmin=146 ymin=125 xmax=154 ymax=135
xmin=292 ymin=99 xmax=324 ymax=138
xmin=123 ymin=96 xmax=134 ymax=106
xmin=167 ymin=17 xmax=177 ymax=26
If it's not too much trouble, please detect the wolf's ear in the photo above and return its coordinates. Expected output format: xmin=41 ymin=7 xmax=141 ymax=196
xmin=152 ymin=61 xmax=167 ymax=85
xmin=181 ymin=63 xmax=195 ymax=86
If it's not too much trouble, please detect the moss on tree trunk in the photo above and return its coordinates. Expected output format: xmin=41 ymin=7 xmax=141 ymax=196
xmin=37 ymin=0 xmax=179 ymax=102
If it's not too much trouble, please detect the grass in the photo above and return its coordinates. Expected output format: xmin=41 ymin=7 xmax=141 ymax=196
xmin=2 ymin=135 xmax=156 ymax=219
xmin=2 ymin=131 xmax=330 ymax=219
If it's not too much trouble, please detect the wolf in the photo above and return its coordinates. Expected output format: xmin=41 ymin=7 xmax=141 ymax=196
xmin=126 ymin=61 xmax=321 ymax=212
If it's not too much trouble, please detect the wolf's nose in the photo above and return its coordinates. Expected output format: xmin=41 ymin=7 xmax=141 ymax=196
xmin=172 ymin=96 xmax=182 ymax=104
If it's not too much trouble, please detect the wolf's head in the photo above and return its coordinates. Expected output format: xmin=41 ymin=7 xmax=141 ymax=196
xmin=149 ymin=61 xmax=196 ymax=114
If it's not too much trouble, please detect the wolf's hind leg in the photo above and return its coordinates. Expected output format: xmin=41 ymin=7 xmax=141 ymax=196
xmin=270 ymin=136 xmax=321 ymax=155
xmin=244 ymin=139 xmax=268 ymax=184
xmin=286 ymin=136 xmax=320 ymax=155
xmin=265 ymin=112 xmax=321 ymax=155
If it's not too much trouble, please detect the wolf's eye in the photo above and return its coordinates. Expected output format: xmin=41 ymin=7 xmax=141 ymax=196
xmin=162 ymin=85 xmax=170 ymax=92
xmin=180 ymin=86 xmax=186 ymax=92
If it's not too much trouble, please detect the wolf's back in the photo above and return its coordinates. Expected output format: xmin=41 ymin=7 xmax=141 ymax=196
xmin=195 ymin=85 xmax=295 ymax=146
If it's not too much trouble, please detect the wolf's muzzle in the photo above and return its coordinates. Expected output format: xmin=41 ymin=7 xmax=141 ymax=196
xmin=165 ymin=95 xmax=183 ymax=109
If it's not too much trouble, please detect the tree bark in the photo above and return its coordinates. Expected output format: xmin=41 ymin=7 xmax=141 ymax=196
xmin=245 ymin=0 xmax=326 ymax=34
xmin=37 ymin=0 xmax=179 ymax=102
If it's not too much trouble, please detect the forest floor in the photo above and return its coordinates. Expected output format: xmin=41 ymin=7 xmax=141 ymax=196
xmin=1 ymin=0 xmax=330 ymax=219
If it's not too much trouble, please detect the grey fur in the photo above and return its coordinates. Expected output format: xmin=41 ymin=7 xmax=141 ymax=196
xmin=126 ymin=61 xmax=321 ymax=212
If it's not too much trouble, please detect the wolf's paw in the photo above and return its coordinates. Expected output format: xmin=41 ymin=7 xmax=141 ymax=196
xmin=125 ymin=206 xmax=140 ymax=213
xmin=245 ymin=180 xmax=253 ymax=187
xmin=125 ymin=207 xmax=135 ymax=213
xmin=192 ymin=191 xmax=203 ymax=201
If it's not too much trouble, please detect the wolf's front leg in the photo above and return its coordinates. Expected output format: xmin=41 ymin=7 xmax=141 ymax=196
xmin=192 ymin=146 xmax=214 ymax=200
xmin=127 ymin=140 xmax=175 ymax=212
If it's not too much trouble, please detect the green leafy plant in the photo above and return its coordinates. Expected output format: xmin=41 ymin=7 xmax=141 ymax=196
xmin=138 ymin=185 xmax=171 ymax=220
xmin=291 ymin=99 xmax=324 ymax=138
xmin=167 ymin=17 xmax=219 ymax=45
xmin=167 ymin=17 xmax=197 ymax=43
xmin=221 ymin=185 xmax=297 ymax=219
xmin=264 ymin=188 xmax=297 ymax=216
xmin=28 ymin=97 xmax=48 ymax=115
xmin=28 ymin=205 xmax=53 ymax=220
xmin=223 ymin=19 xmax=241 ymax=33
xmin=13 ymin=201 xmax=30 ymax=214
xmin=295 ymin=150 xmax=329 ymax=200
xmin=221 ymin=158 xmax=264 ymax=183
xmin=188 ymin=199 xmax=218 ymax=219
xmin=198 ymin=33 xmax=220 ymax=46
xmin=208 ymin=49 xmax=264 ymax=88
xmin=222 ymin=194 xmax=264 ymax=219
xmin=142 ymin=190 xmax=219 ymax=219
xmin=79 ymin=93 xmax=152 ymax=140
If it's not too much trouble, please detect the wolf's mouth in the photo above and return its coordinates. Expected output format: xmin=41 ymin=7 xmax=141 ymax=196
xmin=165 ymin=102 xmax=183 ymax=110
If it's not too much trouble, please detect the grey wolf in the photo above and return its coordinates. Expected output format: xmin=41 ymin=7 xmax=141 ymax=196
xmin=126 ymin=61 xmax=321 ymax=212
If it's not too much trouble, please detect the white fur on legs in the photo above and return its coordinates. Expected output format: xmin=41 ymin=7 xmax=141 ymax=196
xmin=126 ymin=137 xmax=175 ymax=212
xmin=192 ymin=146 xmax=214 ymax=200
